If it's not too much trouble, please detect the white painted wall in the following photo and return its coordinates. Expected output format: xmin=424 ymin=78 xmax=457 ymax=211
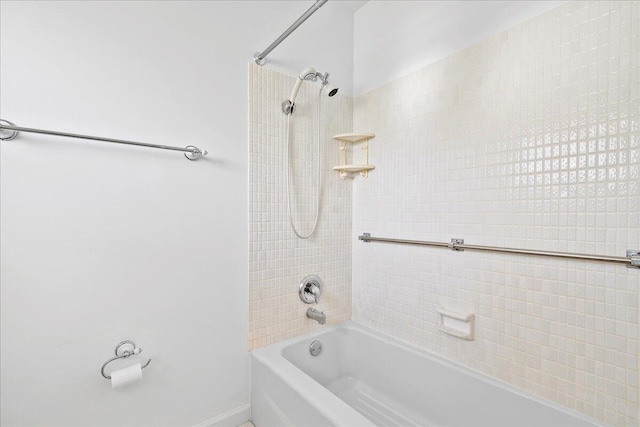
xmin=0 ymin=1 xmax=354 ymax=426
xmin=353 ymin=0 xmax=567 ymax=95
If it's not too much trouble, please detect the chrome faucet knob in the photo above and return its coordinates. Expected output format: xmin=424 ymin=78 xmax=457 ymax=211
xmin=309 ymin=284 xmax=321 ymax=303
xmin=299 ymin=274 xmax=323 ymax=304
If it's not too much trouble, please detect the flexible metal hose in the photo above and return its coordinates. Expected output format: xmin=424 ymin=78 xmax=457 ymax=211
xmin=286 ymin=87 xmax=322 ymax=239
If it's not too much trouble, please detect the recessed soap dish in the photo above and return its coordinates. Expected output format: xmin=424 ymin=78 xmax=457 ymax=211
xmin=437 ymin=307 xmax=475 ymax=341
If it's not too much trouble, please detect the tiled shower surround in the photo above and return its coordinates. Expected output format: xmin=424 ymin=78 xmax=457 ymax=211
xmin=249 ymin=64 xmax=352 ymax=349
xmin=352 ymin=1 xmax=639 ymax=426
xmin=249 ymin=1 xmax=638 ymax=425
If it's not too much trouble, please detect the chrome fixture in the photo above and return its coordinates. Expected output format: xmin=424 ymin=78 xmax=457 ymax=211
xmin=285 ymin=67 xmax=338 ymax=239
xmin=282 ymin=67 xmax=338 ymax=116
xmin=359 ymin=233 xmax=640 ymax=269
xmin=0 ymin=119 xmax=208 ymax=161
xmin=628 ymin=250 xmax=640 ymax=268
xmin=448 ymin=238 xmax=464 ymax=251
xmin=306 ymin=308 xmax=326 ymax=325
xmin=299 ymin=274 xmax=323 ymax=304
xmin=253 ymin=0 xmax=328 ymax=66
xmin=309 ymin=340 xmax=322 ymax=356
xmin=100 ymin=340 xmax=152 ymax=380
xmin=0 ymin=120 xmax=19 ymax=141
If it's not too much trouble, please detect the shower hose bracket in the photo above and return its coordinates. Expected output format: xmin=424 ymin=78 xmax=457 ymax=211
xmin=282 ymin=100 xmax=295 ymax=115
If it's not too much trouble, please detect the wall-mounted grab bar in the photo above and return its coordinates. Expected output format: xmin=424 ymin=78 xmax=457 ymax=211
xmin=253 ymin=0 xmax=328 ymax=65
xmin=0 ymin=119 xmax=208 ymax=161
xmin=359 ymin=233 xmax=640 ymax=269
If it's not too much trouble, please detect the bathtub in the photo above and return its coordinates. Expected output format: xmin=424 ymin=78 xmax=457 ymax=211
xmin=251 ymin=321 xmax=604 ymax=427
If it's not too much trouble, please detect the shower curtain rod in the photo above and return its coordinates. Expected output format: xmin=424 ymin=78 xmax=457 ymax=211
xmin=358 ymin=233 xmax=640 ymax=269
xmin=253 ymin=0 xmax=328 ymax=65
xmin=0 ymin=120 xmax=208 ymax=161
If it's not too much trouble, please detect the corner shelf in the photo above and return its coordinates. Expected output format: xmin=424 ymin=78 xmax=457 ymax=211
xmin=332 ymin=133 xmax=375 ymax=179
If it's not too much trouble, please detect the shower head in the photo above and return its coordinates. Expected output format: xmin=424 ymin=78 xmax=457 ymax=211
xmin=323 ymin=83 xmax=338 ymax=97
xmin=317 ymin=72 xmax=338 ymax=97
xmin=283 ymin=67 xmax=337 ymax=115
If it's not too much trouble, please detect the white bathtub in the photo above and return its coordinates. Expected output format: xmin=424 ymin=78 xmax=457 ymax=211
xmin=251 ymin=321 xmax=604 ymax=427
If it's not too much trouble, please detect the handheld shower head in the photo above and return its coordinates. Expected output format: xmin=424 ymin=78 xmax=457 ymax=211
xmin=299 ymin=67 xmax=317 ymax=81
xmin=288 ymin=80 xmax=303 ymax=106
xmin=288 ymin=67 xmax=317 ymax=106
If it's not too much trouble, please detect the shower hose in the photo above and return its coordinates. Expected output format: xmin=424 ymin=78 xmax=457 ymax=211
xmin=285 ymin=87 xmax=322 ymax=239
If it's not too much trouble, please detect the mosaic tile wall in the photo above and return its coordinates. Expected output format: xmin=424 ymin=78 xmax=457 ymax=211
xmin=249 ymin=64 xmax=353 ymax=349
xmin=352 ymin=1 xmax=639 ymax=425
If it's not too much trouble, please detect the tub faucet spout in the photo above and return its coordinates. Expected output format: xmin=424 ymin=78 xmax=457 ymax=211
xmin=306 ymin=308 xmax=326 ymax=325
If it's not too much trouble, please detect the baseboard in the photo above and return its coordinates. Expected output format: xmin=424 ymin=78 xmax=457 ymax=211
xmin=192 ymin=403 xmax=251 ymax=427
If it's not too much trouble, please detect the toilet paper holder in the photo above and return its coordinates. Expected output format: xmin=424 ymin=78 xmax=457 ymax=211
xmin=100 ymin=340 xmax=151 ymax=379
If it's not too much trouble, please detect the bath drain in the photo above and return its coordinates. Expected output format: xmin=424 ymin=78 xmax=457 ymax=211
xmin=309 ymin=340 xmax=322 ymax=356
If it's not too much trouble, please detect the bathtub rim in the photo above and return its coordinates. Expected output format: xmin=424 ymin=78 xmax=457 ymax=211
xmin=251 ymin=320 xmax=608 ymax=427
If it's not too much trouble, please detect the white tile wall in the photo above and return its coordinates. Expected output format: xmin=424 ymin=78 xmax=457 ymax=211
xmin=353 ymin=1 xmax=639 ymax=426
xmin=249 ymin=64 xmax=353 ymax=349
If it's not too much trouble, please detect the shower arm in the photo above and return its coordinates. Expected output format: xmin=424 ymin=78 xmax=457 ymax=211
xmin=253 ymin=0 xmax=328 ymax=65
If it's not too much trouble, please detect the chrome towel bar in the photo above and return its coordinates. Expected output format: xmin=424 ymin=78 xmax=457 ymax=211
xmin=358 ymin=233 xmax=640 ymax=269
xmin=0 ymin=119 xmax=207 ymax=161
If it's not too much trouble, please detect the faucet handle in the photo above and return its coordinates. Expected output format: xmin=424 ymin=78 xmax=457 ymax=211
xmin=309 ymin=284 xmax=321 ymax=304
xmin=299 ymin=274 xmax=323 ymax=304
